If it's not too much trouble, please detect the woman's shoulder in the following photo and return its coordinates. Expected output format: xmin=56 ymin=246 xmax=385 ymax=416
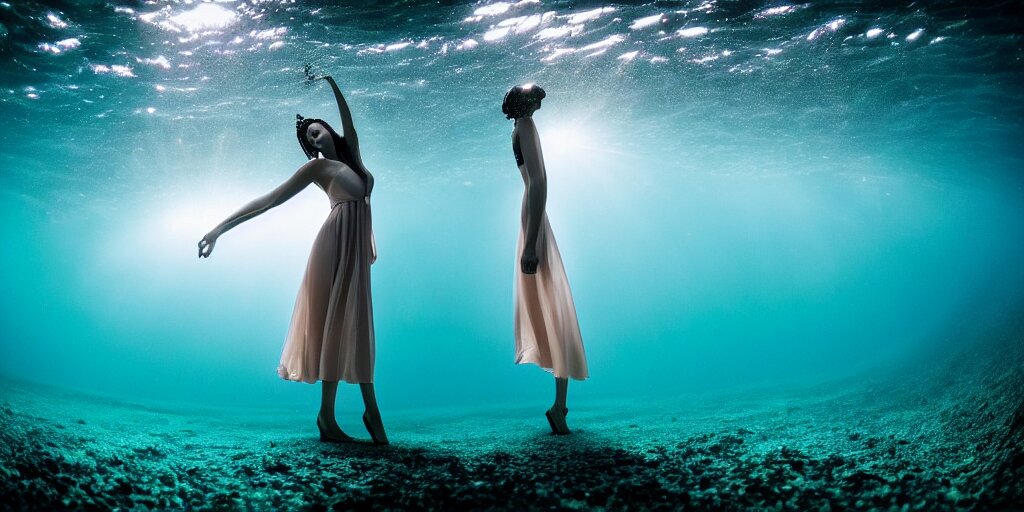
xmin=516 ymin=116 xmax=537 ymax=130
xmin=515 ymin=117 xmax=539 ymax=139
xmin=294 ymin=158 xmax=346 ymax=185
xmin=296 ymin=157 xmax=328 ymax=175
xmin=298 ymin=157 xmax=350 ymax=173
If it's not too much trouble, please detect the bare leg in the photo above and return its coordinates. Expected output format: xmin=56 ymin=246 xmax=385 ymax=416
xmin=546 ymin=377 xmax=570 ymax=435
xmin=359 ymin=383 xmax=389 ymax=445
xmin=317 ymin=381 xmax=353 ymax=442
xmin=554 ymin=377 xmax=568 ymax=412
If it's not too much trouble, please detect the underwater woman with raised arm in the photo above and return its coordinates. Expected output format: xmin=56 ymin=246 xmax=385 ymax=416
xmin=197 ymin=73 xmax=388 ymax=444
xmin=503 ymin=84 xmax=588 ymax=435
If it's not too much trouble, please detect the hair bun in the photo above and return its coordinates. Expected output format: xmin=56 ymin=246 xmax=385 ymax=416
xmin=502 ymin=84 xmax=546 ymax=120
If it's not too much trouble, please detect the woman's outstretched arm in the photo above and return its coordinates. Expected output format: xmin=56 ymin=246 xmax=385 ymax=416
xmin=198 ymin=161 xmax=320 ymax=258
xmin=318 ymin=75 xmax=365 ymax=170
xmin=517 ymin=117 xmax=547 ymax=274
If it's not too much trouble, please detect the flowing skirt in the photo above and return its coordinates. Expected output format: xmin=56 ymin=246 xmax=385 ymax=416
xmin=514 ymin=214 xmax=588 ymax=380
xmin=277 ymin=200 xmax=374 ymax=384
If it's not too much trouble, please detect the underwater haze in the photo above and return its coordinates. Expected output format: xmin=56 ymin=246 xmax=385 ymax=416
xmin=2 ymin=0 xmax=1023 ymax=413
xmin=3 ymin=1 xmax=1024 ymax=510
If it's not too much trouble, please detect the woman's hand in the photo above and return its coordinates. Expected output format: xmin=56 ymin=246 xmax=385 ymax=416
xmin=521 ymin=246 xmax=539 ymax=274
xmin=370 ymin=231 xmax=377 ymax=265
xmin=198 ymin=230 xmax=219 ymax=258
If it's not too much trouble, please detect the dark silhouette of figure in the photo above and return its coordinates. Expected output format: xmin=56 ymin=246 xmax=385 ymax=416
xmin=503 ymin=84 xmax=588 ymax=435
xmin=198 ymin=73 xmax=388 ymax=445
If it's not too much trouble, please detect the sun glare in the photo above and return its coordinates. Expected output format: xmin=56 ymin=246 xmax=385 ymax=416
xmin=170 ymin=3 xmax=237 ymax=32
xmin=149 ymin=185 xmax=325 ymax=263
xmin=540 ymin=119 xmax=607 ymax=168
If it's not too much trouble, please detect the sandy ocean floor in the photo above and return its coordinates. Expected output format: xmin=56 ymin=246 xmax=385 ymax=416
xmin=2 ymin=329 xmax=1022 ymax=511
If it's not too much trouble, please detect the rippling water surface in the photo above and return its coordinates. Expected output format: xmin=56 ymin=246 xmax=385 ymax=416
xmin=1 ymin=1 xmax=1022 ymax=409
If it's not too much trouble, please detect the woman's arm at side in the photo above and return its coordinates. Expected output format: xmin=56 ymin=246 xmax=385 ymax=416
xmin=370 ymin=229 xmax=377 ymax=264
xmin=517 ymin=117 xmax=547 ymax=273
xmin=198 ymin=160 xmax=320 ymax=257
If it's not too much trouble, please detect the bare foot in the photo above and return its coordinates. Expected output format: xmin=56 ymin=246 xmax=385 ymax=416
xmin=362 ymin=410 xmax=389 ymax=445
xmin=317 ymin=413 xmax=354 ymax=443
xmin=545 ymin=406 xmax=570 ymax=435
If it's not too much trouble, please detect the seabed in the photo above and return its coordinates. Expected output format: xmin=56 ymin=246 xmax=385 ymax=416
xmin=2 ymin=326 xmax=1021 ymax=511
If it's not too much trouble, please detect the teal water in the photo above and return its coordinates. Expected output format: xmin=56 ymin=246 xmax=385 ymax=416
xmin=1 ymin=1 xmax=1022 ymax=413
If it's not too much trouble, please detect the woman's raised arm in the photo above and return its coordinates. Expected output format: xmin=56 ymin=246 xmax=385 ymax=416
xmin=318 ymin=75 xmax=365 ymax=171
xmin=198 ymin=160 xmax=320 ymax=258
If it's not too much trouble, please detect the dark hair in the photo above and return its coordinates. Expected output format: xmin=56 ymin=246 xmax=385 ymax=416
xmin=502 ymin=84 xmax=546 ymax=120
xmin=295 ymin=115 xmax=354 ymax=165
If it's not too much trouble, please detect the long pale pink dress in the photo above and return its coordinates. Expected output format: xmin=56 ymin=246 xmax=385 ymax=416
xmin=277 ymin=164 xmax=375 ymax=384
xmin=513 ymin=134 xmax=588 ymax=381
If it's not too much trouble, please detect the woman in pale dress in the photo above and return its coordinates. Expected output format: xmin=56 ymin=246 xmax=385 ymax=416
xmin=503 ymin=84 xmax=589 ymax=435
xmin=198 ymin=74 xmax=388 ymax=445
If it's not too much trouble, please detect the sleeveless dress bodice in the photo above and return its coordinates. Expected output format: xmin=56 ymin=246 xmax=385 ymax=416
xmin=319 ymin=161 xmax=371 ymax=207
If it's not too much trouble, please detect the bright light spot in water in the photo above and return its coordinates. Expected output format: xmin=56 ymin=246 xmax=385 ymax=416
xmin=140 ymin=55 xmax=171 ymax=69
xmin=39 ymin=38 xmax=81 ymax=53
xmin=170 ymin=3 xmax=237 ymax=31
xmin=46 ymin=13 xmax=68 ymax=29
xmin=755 ymin=6 xmax=797 ymax=18
xmin=677 ymin=26 xmax=709 ymax=38
xmin=542 ymin=48 xmax=575 ymax=61
xmin=498 ymin=14 xmax=544 ymax=34
xmin=90 ymin=64 xmax=136 ymax=77
xmin=866 ymin=28 xmax=884 ymax=39
xmin=807 ymin=18 xmax=845 ymax=41
xmin=630 ymin=14 xmax=665 ymax=30
xmin=536 ymin=25 xmax=575 ymax=40
xmin=38 ymin=43 xmax=61 ymax=54
xmin=474 ymin=3 xmax=510 ymax=16
xmin=579 ymin=34 xmax=625 ymax=52
xmin=146 ymin=107 xmax=156 ymax=114
xmin=385 ymin=41 xmax=411 ymax=51
xmin=251 ymin=27 xmax=287 ymax=40
xmin=484 ymin=27 xmax=511 ymax=41
xmin=565 ymin=7 xmax=615 ymax=25
xmin=906 ymin=29 xmax=924 ymax=42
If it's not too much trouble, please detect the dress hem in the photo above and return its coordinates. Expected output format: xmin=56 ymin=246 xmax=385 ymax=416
xmin=276 ymin=366 xmax=372 ymax=385
xmin=514 ymin=356 xmax=589 ymax=381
